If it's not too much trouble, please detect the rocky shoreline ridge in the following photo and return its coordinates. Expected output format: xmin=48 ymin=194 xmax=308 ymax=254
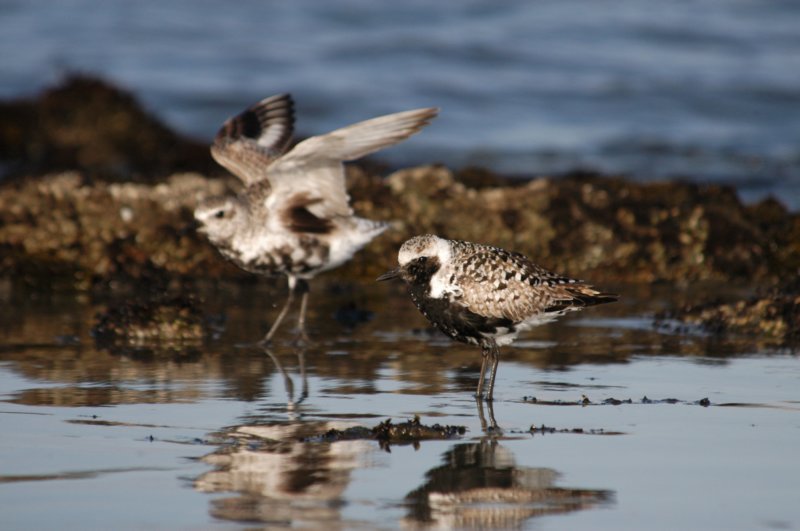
xmin=2 ymin=76 xmax=798 ymax=344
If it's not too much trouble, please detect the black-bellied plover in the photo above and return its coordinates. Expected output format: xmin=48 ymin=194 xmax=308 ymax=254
xmin=378 ymin=234 xmax=618 ymax=400
xmin=195 ymin=94 xmax=438 ymax=343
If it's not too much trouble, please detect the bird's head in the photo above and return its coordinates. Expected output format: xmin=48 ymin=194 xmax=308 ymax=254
xmin=377 ymin=234 xmax=451 ymax=284
xmin=193 ymin=195 xmax=246 ymax=244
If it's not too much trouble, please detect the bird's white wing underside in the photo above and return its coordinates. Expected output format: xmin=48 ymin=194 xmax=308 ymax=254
xmin=267 ymin=107 xmax=438 ymax=218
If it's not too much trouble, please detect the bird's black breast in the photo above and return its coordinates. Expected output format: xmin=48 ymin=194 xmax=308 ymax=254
xmin=407 ymin=282 xmax=514 ymax=346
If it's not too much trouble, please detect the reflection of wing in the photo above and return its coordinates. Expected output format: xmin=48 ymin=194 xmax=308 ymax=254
xmin=211 ymin=94 xmax=295 ymax=185
xmin=267 ymin=107 xmax=439 ymax=218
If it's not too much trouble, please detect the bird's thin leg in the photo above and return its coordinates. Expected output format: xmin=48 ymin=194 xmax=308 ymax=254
xmin=485 ymin=397 xmax=499 ymax=430
xmin=476 ymin=344 xmax=489 ymax=399
xmin=290 ymin=278 xmax=310 ymax=345
xmin=486 ymin=340 xmax=500 ymax=401
xmin=475 ymin=396 xmax=488 ymax=430
xmin=262 ymin=279 xmax=296 ymax=345
xmin=295 ymin=294 xmax=310 ymax=344
xmin=296 ymin=290 xmax=309 ymax=330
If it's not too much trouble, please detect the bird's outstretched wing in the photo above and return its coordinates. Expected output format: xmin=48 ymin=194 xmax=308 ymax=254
xmin=267 ymin=106 xmax=439 ymax=218
xmin=211 ymin=93 xmax=295 ymax=185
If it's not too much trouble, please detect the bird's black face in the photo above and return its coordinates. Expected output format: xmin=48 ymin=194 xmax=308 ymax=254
xmin=377 ymin=256 xmax=440 ymax=286
xmin=405 ymin=256 xmax=439 ymax=284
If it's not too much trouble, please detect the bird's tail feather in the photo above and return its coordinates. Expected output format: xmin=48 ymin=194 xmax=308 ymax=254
xmin=570 ymin=287 xmax=619 ymax=307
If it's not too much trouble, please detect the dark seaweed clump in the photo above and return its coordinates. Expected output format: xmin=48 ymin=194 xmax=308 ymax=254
xmin=308 ymin=416 xmax=466 ymax=449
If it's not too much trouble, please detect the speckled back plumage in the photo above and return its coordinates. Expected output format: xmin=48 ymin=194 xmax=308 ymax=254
xmin=447 ymin=239 xmax=612 ymax=322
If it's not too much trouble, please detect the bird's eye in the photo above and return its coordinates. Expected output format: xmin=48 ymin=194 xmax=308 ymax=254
xmin=214 ymin=210 xmax=226 ymax=219
xmin=417 ymin=256 xmax=428 ymax=264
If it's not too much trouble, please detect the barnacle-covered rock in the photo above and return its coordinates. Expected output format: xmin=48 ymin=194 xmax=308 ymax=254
xmin=92 ymin=295 xmax=208 ymax=352
xmin=655 ymin=281 xmax=800 ymax=345
xmin=1 ymin=75 xmax=797 ymax=288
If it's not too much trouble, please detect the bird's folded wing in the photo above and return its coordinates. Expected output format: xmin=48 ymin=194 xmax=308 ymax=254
xmin=456 ymin=248 xmax=588 ymax=322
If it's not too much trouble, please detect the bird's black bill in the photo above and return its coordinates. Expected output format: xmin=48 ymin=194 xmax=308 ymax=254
xmin=376 ymin=268 xmax=400 ymax=282
xmin=184 ymin=218 xmax=202 ymax=234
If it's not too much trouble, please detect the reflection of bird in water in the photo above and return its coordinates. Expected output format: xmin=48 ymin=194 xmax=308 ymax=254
xmin=476 ymin=397 xmax=498 ymax=431
xmin=262 ymin=346 xmax=308 ymax=412
xmin=195 ymin=422 xmax=373 ymax=527
xmin=403 ymin=441 xmax=613 ymax=528
xmin=379 ymin=234 xmax=618 ymax=400
xmin=195 ymin=94 xmax=438 ymax=343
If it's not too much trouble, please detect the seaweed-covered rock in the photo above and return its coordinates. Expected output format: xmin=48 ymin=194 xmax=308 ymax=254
xmin=92 ymin=295 xmax=207 ymax=351
xmin=310 ymin=416 xmax=466 ymax=448
xmin=372 ymin=416 xmax=466 ymax=444
xmin=0 ymin=171 xmax=238 ymax=286
xmin=1 ymin=165 xmax=797 ymax=287
xmin=1 ymin=77 xmax=797 ymax=288
xmin=655 ymin=282 xmax=800 ymax=345
xmin=361 ymin=166 xmax=800 ymax=284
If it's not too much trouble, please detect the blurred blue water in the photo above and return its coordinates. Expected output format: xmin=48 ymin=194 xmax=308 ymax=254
xmin=2 ymin=0 xmax=799 ymax=207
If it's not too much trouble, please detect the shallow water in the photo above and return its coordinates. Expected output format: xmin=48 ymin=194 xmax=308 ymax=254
xmin=1 ymin=280 xmax=798 ymax=530
xmin=2 ymin=1 xmax=800 ymax=206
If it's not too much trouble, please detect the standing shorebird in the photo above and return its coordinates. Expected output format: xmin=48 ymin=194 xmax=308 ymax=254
xmin=378 ymin=235 xmax=618 ymax=400
xmin=195 ymin=94 xmax=438 ymax=343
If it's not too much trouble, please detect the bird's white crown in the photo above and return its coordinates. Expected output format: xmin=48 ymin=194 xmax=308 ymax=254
xmin=398 ymin=234 xmax=452 ymax=266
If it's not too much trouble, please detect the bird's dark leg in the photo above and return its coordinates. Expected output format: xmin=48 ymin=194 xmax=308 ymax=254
xmin=485 ymin=340 xmax=500 ymax=401
xmin=294 ymin=279 xmax=310 ymax=345
xmin=475 ymin=395 xmax=487 ymax=428
xmin=476 ymin=343 xmax=490 ymax=399
xmin=262 ymin=278 xmax=297 ymax=345
xmin=295 ymin=279 xmax=310 ymax=344
xmin=485 ymin=397 xmax=498 ymax=430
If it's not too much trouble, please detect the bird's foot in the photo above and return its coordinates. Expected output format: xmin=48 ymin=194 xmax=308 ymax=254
xmin=255 ymin=331 xmax=309 ymax=349
xmin=475 ymin=396 xmax=500 ymax=433
xmin=257 ymin=336 xmax=274 ymax=349
xmin=474 ymin=391 xmax=494 ymax=402
xmin=291 ymin=328 xmax=311 ymax=347
xmin=484 ymin=422 xmax=502 ymax=435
